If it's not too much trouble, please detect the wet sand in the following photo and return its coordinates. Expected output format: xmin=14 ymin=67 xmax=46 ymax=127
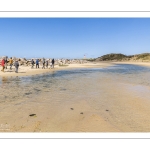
xmin=112 ymin=61 xmax=150 ymax=67
xmin=1 ymin=62 xmax=150 ymax=132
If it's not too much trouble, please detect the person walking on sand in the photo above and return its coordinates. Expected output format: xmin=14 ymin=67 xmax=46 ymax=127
xmin=14 ymin=60 xmax=19 ymax=73
xmin=49 ymin=59 xmax=52 ymax=69
xmin=31 ymin=59 xmax=35 ymax=69
xmin=4 ymin=56 xmax=8 ymax=69
xmin=36 ymin=59 xmax=39 ymax=68
xmin=42 ymin=58 xmax=45 ymax=69
xmin=0 ymin=58 xmax=5 ymax=72
xmin=52 ymin=58 xmax=55 ymax=68
xmin=46 ymin=59 xmax=49 ymax=68
xmin=9 ymin=57 xmax=13 ymax=70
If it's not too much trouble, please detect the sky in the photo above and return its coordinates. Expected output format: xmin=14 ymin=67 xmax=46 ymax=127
xmin=0 ymin=18 xmax=150 ymax=59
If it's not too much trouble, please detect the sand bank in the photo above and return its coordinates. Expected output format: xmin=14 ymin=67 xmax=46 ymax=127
xmin=0 ymin=62 xmax=114 ymax=77
xmin=1 ymin=61 xmax=150 ymax=77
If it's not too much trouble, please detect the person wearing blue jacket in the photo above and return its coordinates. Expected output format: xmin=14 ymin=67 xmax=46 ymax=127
xmin=36 ymin=59 xmax=39 ymax=68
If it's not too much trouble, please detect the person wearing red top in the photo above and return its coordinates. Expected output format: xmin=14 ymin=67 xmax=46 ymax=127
xmin=0 ymin=58 xmax=5 ymax=72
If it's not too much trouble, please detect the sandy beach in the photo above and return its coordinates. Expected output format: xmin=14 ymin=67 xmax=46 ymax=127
xmin=1 ymin=61 xmax=150 ymax=132
xmin=0 ymin=62 xmax=114 ymax=77
xmin=1 ymin=61 xmax=150 ymax=77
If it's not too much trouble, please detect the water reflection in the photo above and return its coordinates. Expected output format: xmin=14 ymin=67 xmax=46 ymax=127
xmin=2 ymin=77 xmax=8 ymax=84
xmin=0 ymin=64 xmax=150 ymax=103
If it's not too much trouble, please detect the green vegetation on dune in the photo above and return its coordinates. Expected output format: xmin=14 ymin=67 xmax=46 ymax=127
xmin=99 ymin=53 xmax=127 ymax=61
xmin=135 ymin=53 xmax=150 ymax=60
xmin=94 ymin=53 xmax=150 ymax=62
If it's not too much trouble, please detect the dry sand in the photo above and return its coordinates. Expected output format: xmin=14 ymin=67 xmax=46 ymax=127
xmin=0 ymin=62 xmax=114 ymax=77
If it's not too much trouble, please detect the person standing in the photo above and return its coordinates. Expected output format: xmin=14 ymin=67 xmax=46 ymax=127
xmin=36 ymin=59 xmax=39 ymax=68
xmin=49 ymin=59 xmax=52 ymax=69
xmin=5 ymin=56 xmax=8 ymax=69
xmin=46 ymin=59 xmax=49 ymax=68
xmin=9 ymin=57 xmax=13 ymax=70
xmin=52 ymin=58 xmax=55 ymax=68
xmin=14 ymin=60 xmax=19 ymax=73
xmin=0 ymin=58 xmax=5 ymax=72
xmin=42 ymin=58 xmax=45 ymax=69
xmin=31 ymin=59 xmax=35 ymax=69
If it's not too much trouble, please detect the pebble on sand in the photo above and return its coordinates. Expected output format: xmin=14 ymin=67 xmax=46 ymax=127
xmin=29 ymin=114 xmax=36 ymax=117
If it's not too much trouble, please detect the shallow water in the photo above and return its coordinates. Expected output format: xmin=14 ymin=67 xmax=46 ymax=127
xmin=1 ymin=64 xmax=150 ymax=103
xmin=1 ymin=64 xmax=150 ymax=132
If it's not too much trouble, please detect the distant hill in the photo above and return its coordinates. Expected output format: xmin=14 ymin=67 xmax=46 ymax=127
xmin=95 ymin=53 xmax=150 ymax=62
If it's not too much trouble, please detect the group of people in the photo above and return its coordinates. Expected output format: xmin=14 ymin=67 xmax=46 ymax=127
xmin=0 ymin=57 xmax=19 ymax=73
xmin=31 ymin=58 xmax=55 ymax=69
xmin=0 ymin=57 xmax=55 ymax=73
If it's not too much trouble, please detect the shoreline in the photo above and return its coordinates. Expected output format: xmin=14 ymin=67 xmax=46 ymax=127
xmin=1 ymin=61 xmax=150 ymax=77
xmin=0 ymin=62 xmax=114 ymax=77
xmin=111 ymin=61 xmax=150 ymax=67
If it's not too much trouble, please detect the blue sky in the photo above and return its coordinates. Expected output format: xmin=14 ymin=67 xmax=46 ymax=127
xmin=0 ymin=18 xmax=150 ymax=59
